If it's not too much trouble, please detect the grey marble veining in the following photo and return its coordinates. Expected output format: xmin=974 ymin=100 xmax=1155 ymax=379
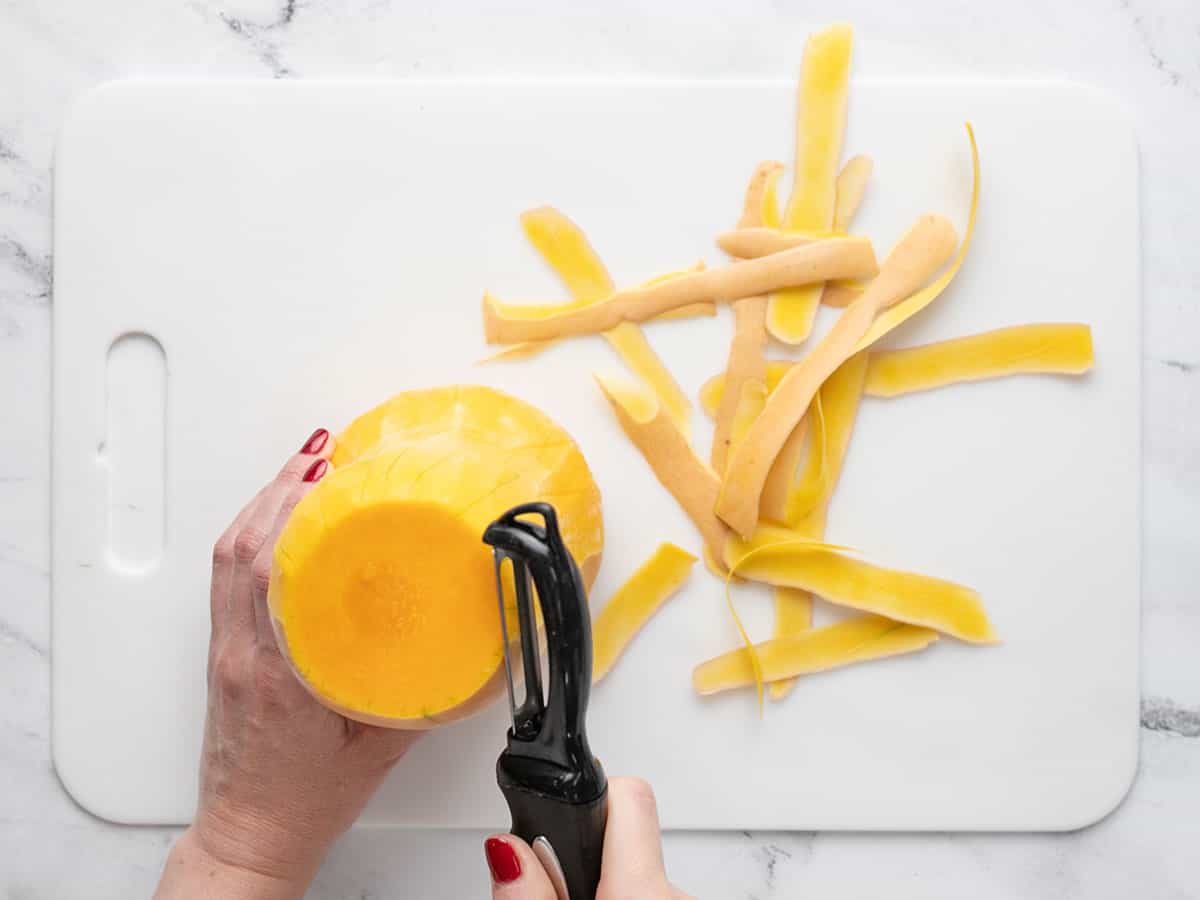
xmin=2 ymin=1 xmax=1198 ymax=897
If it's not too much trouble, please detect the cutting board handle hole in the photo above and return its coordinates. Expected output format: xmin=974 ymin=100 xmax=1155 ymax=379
xmin=105 ymin=333 xmax=166 ymax=574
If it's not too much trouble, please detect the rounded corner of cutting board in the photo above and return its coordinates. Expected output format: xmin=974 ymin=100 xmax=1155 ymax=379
xmin=52 ymin=733 xmax=142 ymax=826
xmin=1049 ymin=742 xmax=1141 ymax=833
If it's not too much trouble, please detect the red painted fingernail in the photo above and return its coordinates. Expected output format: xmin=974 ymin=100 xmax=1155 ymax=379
xmin=484 ymin=837 xmax=521 ymax=884
xmin=301 ymin=428 xmax=329 ymax=455
xmin=302 ymin=459 xmax=328 ymax=483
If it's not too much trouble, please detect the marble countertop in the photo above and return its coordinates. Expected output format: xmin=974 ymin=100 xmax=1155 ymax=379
xmin=2 ymin=0 xmax=1197 ymax=896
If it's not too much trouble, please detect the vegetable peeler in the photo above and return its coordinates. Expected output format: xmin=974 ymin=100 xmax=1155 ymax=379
xmin=483 ymin=503 xmax=608 ymax=900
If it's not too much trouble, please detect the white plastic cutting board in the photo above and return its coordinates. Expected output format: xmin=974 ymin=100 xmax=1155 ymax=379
xmin=52 ymin=78 xmax=1139 ymax=830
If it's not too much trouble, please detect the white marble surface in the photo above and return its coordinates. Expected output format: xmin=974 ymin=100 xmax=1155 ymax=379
xmin=2 ymin=0 xmax=1197 ymax=896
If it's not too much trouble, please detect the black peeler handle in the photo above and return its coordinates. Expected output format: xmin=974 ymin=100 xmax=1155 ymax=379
xmin=499 ymin=775 xmax=608 ymax=900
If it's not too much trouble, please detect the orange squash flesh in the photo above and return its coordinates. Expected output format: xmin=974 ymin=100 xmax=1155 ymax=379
xmin=272 ymin=386 xmax=603 ymax=729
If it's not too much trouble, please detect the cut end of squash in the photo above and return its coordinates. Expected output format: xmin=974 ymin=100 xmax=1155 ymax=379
xmin=272 ymin=497 xmax=504 ymax=727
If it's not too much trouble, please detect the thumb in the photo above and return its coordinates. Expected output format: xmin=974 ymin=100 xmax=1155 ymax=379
xmin=597 ymin=777 xmax=673 ymax=895
xmin=485 ymin=834 xmax=558 ymax=900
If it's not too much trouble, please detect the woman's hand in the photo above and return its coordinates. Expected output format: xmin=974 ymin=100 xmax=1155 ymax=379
xmin=484 ymin=777 xmax=693 ymax=899
xmin=156 ymin=430 xmax=420 ymax=900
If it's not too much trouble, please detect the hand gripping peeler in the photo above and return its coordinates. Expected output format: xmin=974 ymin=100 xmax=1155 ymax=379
xmin=482 ymin=502 xmax=608 ymax=900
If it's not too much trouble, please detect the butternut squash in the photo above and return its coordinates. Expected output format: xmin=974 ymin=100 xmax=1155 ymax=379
xmin=270 ymin=386 xmax=603 ymax=729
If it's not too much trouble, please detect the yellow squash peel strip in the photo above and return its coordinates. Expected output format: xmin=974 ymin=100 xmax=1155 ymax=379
xmin=478 ymin=263 xmax=712 ymax=365
xmin=833 ymin=155 xmax=873 ymax=232
xmin=769 ymin=23 xmax=855 ymax=344
xmin=711 ymin=297 xmax=769 ymax=472
xmin=783 ymin=351 xmax=869 ymax=524
xmin=851 ymin=123 xmax=980 ymax=353
xmin=699 ymin=362 xmax=793 ymax=418
xmin=716 ymin=228 xmax=834 ymax=259
xmin=864 ymin=323 xmax=1094 ymax=398
xmin=595 ymin=374 xmax=728 ymax=564
xmin=711 ymin=161 xmax=781 ymax=472
xmin=715 ymin=155 xmax=870 ymax=261
xmin=693 ymin=614 xmax=938 ymax=696
xmin=484 ymin=236 xmax=878 ymax=344
xmin=592 ymin=543 xmax=698 ymax=682
xmin=717 ymin=212 xmax=960 ymax=537
xmin=759 ymin=414 xmax=809 ymax=524
xmin=489 ymin=208 xmax=696 ymax=437
xmin=725 ymin=532 xmax=998 ymax=644
xmin=768 ymin=353 xmax=868 ymax=698
xmin=728 ymin=379 xmax=769 ymax=456
xmin=720 ymin=535 xmax=852 ymax=711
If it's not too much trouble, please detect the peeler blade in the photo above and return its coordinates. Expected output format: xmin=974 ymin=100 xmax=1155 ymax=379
xmin=493 ymin=550 xmax=546 ymax=739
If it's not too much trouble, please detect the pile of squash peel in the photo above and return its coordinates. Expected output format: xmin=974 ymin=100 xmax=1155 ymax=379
xmin=480 ymin=24 xmax=1095 ymax=710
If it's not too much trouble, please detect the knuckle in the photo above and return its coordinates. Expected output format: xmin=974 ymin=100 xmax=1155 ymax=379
xmin=213 ymin=650 xmax=247 ymax=700
xmin=279 ymin=454 xmax=312 ymax=482
xmin=233 ymin=526 xmax=269 ymax=564
xmin=251 ymin=555 xmax=274 ymax=598
xmin=252 ymin=654 xmax=292 ymax=706
xmin=212 ymin=536 xmax=235 ymax=569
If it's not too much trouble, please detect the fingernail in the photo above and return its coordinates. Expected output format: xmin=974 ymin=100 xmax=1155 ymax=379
xmin=302 ymin=459 xmax=329 ymax=483
xmin=301 ymin=428 xmax=329 ymax=455
xmin=484 ymin=837 xmax=521 ymax=885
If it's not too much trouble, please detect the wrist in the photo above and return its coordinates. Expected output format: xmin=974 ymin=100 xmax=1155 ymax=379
xmin=157 ymin=828 xmax=311 ymax=900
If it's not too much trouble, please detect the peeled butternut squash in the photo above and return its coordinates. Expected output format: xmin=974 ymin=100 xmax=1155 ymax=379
xmin=270 ymin=386 xmax=603 ymax=729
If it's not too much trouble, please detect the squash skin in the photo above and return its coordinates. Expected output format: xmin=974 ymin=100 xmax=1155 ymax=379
xmin=270 ymin=385 xmax=603 ymax=729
